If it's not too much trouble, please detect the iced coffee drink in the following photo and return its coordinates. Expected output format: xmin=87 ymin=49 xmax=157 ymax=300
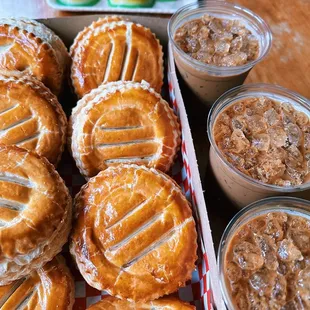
xmin=168 ymin=1 xmax=272 ymax=107
xmin=208 ymin=84 xmax=310 ymax=207
xmin=218 ymin=197 xmax=310 ymax=310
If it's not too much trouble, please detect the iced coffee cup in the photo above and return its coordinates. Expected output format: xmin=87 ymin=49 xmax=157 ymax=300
xmin=168 ymin=1 xmax=272 ymax=107
xmin=218 ymin=196 xmax=310 ymax=309
xmin=207 ymin=84 xmax=310 ymax=208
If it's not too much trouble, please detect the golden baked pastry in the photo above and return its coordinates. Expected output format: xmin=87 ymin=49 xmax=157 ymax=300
xmin=69 ymin=81 xmax=180 ymax=178
xmin=70 ymin=16 xmax=163 ymax=98
xmin=70 ymin=164 xmax=197 ymax=302
xmin=0 ymin=71 xmax=67 ymax=165
xmin=88 ymin=296 xmax=195 ymax=309
xmin=0 ymin=145 xmax=72 ymax=285
xmin=0 ymin=18 xmax=69 ymax=95
xmin=0 ymin=255 xmax=75 ymax=310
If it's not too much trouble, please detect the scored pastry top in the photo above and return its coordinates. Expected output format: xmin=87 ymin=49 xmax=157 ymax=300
xmin=69 ymin=80 xmax=180 ymax=178
xmin=88 ymin=295 xmax=196 ymax=309
xmin=70 ymin=16 xmax=163 ymax=98
xmin=0 ymin=145 xmax=72 ymax=284
xmin=0 ymin=256 xmax=75 ymax=310
xmin=70 ymin=164 xmax=197 ymax=302
xmin=0 ymin=71 xmax=67 ymax=165
xmin=0 ymin=18 xmax=69 ymax=95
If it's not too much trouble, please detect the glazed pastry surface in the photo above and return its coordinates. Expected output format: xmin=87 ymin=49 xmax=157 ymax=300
xmin=0 ymin=255 xmax=75 ymax=310
xmin=88 ymin=296 xmax=196 ymax=309
xmin=0 ymin=18 xmax=69 ymax=95
xmin=70 ymin=16 xmax=163 ymax=98
xmin=0 ymin=145 xmax=72 ymax=285
xmin=69 ymin=81 xmax=180 ymax=178
xmin=0 ymin=71 xmax=67 ymax=165
xmin=70 ymin=164 xmax=197 ymax=302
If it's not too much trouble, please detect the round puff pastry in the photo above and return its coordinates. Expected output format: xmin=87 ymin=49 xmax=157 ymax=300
xmin=0 ymin=18 xmax=69 ymax=95
xmin=70 ymin=164 xmax=197 ymax=302
xmin=0 ymin=255 xmax=75 ymax=310
xmin=88 ymin=296 xmax=195 ymax=309
xmin=0 ymin=71 xmax=67 ymax=165
xmin=69 ymin=80 xmax=181 ymax=178
xmin=70 ymin=16 xmax=163 ymax=98
xmin=0 ymin=145 xmax=72 ymax=285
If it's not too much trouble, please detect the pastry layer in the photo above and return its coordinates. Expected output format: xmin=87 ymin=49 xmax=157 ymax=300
xmin=70 ymin=17 xmax=163 ymax=98
xmin=0 ymin=145 xmax=72 ymax=285
xmin=70 ymin=164 xmax=197 ymax=302
xmin=0 ymin=71 xmax=67 ymax=165
xmin=69 ymin=80 xmax=180 ymax=178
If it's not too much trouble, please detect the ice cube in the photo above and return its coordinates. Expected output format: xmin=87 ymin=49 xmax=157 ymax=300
xmin=286 ymin=145 xmax=303 ymax=168
xmin=185 ymin=37 xmax=200 ymax=53
xmin=195 ymin=51 xmax=213 ymax=64
xmin=274 ymin=179 xmax=292 ymax=187
xmin=225 ymin=152 xmax=245 ymax=168
xmin=268 ymin=126 xmax=288 ymax=148
xmin=202 ymin=14 xmax=212 ymax=24
xmin=297 ymin=266 xmax=310 ymax=308
xmin=264 ymin=108 xmax=280 ymax=126
xmin=256 ymin=159 xmax=286 ymax=183
xmin=198 ymin=25 xmax=210 ymax=38
xmin=230 ymin=36 xmax=243 ymax=53
xmin=246 ymin=114 xmax=268 ymax=134
xmin=233 ymin=102 xmax=245 ymax=113
xmin=230 ymin=129 xmax=250 ymax=153
xmin=295 ymin=111 xmax=309 ymax=127
xmin=256 ymin=97 xmax=273 ymax=113
xmin=252 ymin=134 xmax=270 ymax=152
xmin=231 ymin=115 xmax=247 ymax=132
xmin=304 ymin=133 xmax=310 ymax=150
xmin=226 ymin=261 xmax=242 ymax=283
xmin=254 ymin=234 xmax=278 ymax=270
xmin=265 ymin=212 xmax=287 ymax=241
xmin=249 ymin=268 xmax=276 ymax=296
xmin=214 ymin=40 xmax=230 ymax=56
xmin=282 ymin=102 xmax=294 ymax=113
xmin=286 ymin=123 xmax=302 ymax=146
xmin=214 ymin=124 xmax=231 ymax=141
xmin=221 ymin=52 xmax=248 ymax=66
xmin=277 ymin=239 xmax=304 ymax=262
xmin=208 ymin=19 xmax=224 ymax=33
xmin=233 ymin=241 xmax=264 ymax=270
xmin=218 ymin=112 xmax=231 ymax=126
xmin=272 ymin=275 xmax=287 ymax=303
xmin=289 ymin=230 xmax=310 ymax=255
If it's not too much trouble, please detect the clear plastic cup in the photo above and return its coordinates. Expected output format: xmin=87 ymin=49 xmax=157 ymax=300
xmin=168 ymin=1 xmax=272 ymax=107
xmin=218 ymin=196 xmax=310 ymax=310
xmin=207 ymin=83 xmax=310 ymax=208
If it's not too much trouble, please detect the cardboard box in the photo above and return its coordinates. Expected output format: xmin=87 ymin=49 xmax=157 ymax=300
xmin=39 ymin=14 xmax=224 ymax=309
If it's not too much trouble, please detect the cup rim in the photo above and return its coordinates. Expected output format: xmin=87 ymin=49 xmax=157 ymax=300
xmin=168 ymin=0 xmax=273 ymax=75
xmin=217 ymin=196 xmax=310 ymax=310
xmin=207 ymin=83 xmax=310 ymax=192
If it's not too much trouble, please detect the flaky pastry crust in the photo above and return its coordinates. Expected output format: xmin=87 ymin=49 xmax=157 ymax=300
xmin=0 ymin=145 xmax=72 ymax=285
xmin=0 ymin=255 xmax=75 ymax=310
xmin=88 ymin=296 xmax=195 ymax=309
xmin=69 ymin=80 xmax=181 ymax=178
xmin=0 ymin=71 xmax=67 ymax=165
xmin=70 ymin=17 xmax=163 ymax=98
xmin=0 ymin=18 xmax=69 ymax=95
xmin=70 ymin=164 xmax=197 ymax=302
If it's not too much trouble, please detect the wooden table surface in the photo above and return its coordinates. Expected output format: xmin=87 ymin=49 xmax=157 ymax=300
xmin=0 ymin=0 xmax=309 ymax=98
